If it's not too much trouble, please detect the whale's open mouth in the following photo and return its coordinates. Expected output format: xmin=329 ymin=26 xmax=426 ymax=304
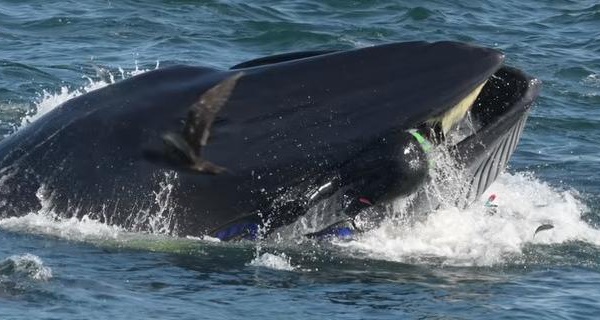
xmin=300 ymin=66 xmax=542 ymax=241
xmin=420 ymin=66 xmax=539 ymax=147
xmin=211 ymin=65 xmax=542 ymax=241
xmin=419 ymin=65 xmax=541 ymax=205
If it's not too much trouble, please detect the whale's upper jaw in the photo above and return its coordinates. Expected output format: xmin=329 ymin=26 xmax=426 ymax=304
xmin=221 ymin=41 xmax=507 ymax=152
xmin=157 ymin=41 xmax=512 ymax=178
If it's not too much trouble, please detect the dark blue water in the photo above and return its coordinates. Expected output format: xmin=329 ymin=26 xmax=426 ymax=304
xmin=1 ymin=0 xmax=600 ymax=319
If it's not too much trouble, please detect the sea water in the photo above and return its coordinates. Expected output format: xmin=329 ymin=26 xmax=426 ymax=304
xmin=1 ymin=1 xmax=599 ymax=319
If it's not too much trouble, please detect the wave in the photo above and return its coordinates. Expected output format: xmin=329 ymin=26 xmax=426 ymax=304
xmin=0 ymin=253 xmax=52 ymax=281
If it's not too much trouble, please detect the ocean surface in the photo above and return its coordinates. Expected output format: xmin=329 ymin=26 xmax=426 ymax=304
xmin=1 ymin=0 xmax=599 ymax=319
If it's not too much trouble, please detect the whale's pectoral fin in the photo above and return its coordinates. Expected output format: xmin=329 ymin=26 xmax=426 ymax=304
xmin=158 ymin=72 xmax=244 ymax=174
xmin=190 ymin=158 xmax=227 ymax=174
xmin=162 ymin=132 xmax=196 ymax=164
xmin=161 ymin=132 xmax=227 ymax=175
xmin=183 ymin=72 xmax=244 ymax=151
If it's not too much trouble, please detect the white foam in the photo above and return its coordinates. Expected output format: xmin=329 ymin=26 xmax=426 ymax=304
xmin=583 ymin=73 xmax=599 ymax=97
xmin=0 ymin=174 xmax=184 ymax=243
xmin=2 ymin=253 xmax=53 ymax=281
xmin=248 ymin=252 xmax=296 ymax=271
xmin=583 ymin=73 xmax=599 ymax=86
xmin=0 ymin=212 xmax=122 ymax=242
xmin=0 ymin=184 xmax=122 ymax=241
xmin=0 ymin=207 xmax=210 ymax=254
xmin=334 ymin=172 xmax=597 ymax=266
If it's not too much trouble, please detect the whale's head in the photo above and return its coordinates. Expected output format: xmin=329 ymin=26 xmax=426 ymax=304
xmin=0 ymin=41 xmax=541 ymax=240
xmin=205 ymin=42 xmax=541 ymax=239
xmin=224 ymin=41 xmax=540 ymax=203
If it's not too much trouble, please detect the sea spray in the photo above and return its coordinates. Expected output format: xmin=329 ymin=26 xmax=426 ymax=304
xmin=15 ymin=63 xmax=159 ymax=133
xmin=247 ymin=252 xmax=297 ymax=271
xmin=0 ymin=253 xmax=52 ymax=281
xmin=131 ymin=171 xmax=180 ymax=235
xmin=334 ymin=172 xmax=596 ymax=266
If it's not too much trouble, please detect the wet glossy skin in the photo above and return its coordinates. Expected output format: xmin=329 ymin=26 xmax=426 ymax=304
xmin=0 ymin=41 xmax=527 ymax=238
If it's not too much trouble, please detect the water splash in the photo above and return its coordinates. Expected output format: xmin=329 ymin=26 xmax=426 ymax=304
xmin=248 ymin=252 xmax=296 ymax=271
xmin=0 ymin=184 xmax=206 ymax=253
xmin=0 ymin=169 xmax=595 ymax=268
xmin=334 ymin=172 xmax=596 ymax=266
xmin=16 ymin=62 xmax=159 ymax=132
xmin=0 ymin=170 xmax=184 ymax=241
xmin=0 ymin=184 xmax=120 ymax=241
xmin=0 ymin=211 xmax=122 ymax=242
xmin=131 ymin=171 xmax=180 ymax=235
xmin=2 ymin=62 xmax=184 ymax=239
xmin=0 ymin=254 xmax=52 ymax=281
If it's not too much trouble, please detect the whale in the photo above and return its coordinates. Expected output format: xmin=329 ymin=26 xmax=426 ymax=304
xmin=0 ymin=41 xmax=541 ymax=240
